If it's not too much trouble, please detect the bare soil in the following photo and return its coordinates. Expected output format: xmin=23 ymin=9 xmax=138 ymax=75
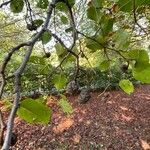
xmin=2 ymin=85 xmax=150 ymax=150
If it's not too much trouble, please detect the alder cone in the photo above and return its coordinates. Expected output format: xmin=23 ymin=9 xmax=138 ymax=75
xmin=45 ymin=52 xmax=51 ymax=58
xmin=26 ymin=23 xmax=37 ymax=31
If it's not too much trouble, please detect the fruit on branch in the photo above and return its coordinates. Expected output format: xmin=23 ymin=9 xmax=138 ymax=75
xmin=121 ymin=63 xmax=129 ymax=73
xmin=45 ymin=52 xmax=51 ymax=58
xmin=65 ymin=80 xmax=79 ymax=95
xmin=81 ymin=52 xmax=85 ymax=58
xmin=26 ymin=23 xmax=37 ymax=31
xmin=78 ymin=87 xmax=91 ymax=104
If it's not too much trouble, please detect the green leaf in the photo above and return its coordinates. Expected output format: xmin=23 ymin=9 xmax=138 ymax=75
xmin=41 ymin=31 xmax=52 ymax=44
xmin=86 ymin=36 xmax=104 ymax=52
xmin=55 ymin=43 xmax=68 ymax=61
xmin=100 ymin=60 xmax=110 ymax=71
xmin=35 ymin=96 xmax=47 ymax=104
xmin=117 ymin=0 xmax=150 ymax=12
xmin=133 ymin=63 xmax=150 ymax=83
xmin=52 ymin=74 xmax=67 ymax=90
xmin=61 ymin=16 xmax=68 ymax=24
xmin=56 ymin=2 xmax=68 ymax=12
xmin=86 ymin=40 xmax=100 ymax=52
xmin=37 ymin=0 xmax=48 ymax=9
xmin=128 ymin=49 xmax=149 ymax=63
xmin=101 ymin=17 xmax=114 ymax=36
xmin=58 ymin=95 xmax=73 ymax=114
xmin=113 ymin=30 xmax=130 ymax=49
xmin=40 ymin=64 xmax=51 ymax=75
xmin=137 ymin=50 xmax=149 ymax=64
xmin=33 ymin=19 xmax=44 ymax=27
xmin=29 ymin=55 xmax=45 ymax=65
xmin=92 ymin=0 xmax=102 ymax=8
xmin=10 ymin=0 xmax=24 ymax=13
xmin=128 ymin=49 xmax=140 ymax=60
xmin=17 ymin=99 xmax=52 ymax=124
xmin=87 ymin=5 xmax=97 ymax=21
xmin=65 ymin=27 xmax=73 ymax=33
xmin=119 ymin=79 xmax=134 ymax=94
xmin=68 ymin=0 xmax=75 ymax=7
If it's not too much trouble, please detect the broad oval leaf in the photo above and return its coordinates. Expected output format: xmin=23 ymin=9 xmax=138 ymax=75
xmin=87 ymin=5 xmax=97 ymax=21
xmin=55 ymin=43 xmax=68 ymax=60
xmin=101 ymin=17 xmax=114 ymax=36
xmin=92 ymin=0 xmax=102 ymax=8
xmin=37 ymin=0 xmax=48 ymax=9
xmin=68 ymin=0 xmax=75 ymax=7
xmin=52 ymin=74 xmax=67 ymax=90
xmin=128 ymin=49 xmax=149 ymax=64
xmin=58 ymin=94 xmax=73 ymax=114
xmin=100 ymin=60 xmax=110 ymax=71
xmin=113 ymin=29 xmax=130 ymax=50
xmin=61 ymin=16 xmax=68 ymax=24
xmin=29 ymin=55 xmax=45 ymax=65
xmin=86 ymin=36 xmax=104 ymax=52
xmin=56 ymin=2 xmax=68 ymax=12
xmin=41 ymin=31 xmax=52 ymax=44
xmin=117 ymin=0 xmax=149 ymax=12
xmin=133 ymin=64 xmax=150 ymax=83
xmin=119 ymin=79 xmax=134 ymax=95
xmin=17 ymin=99 xmax=52 ymax=124
xmin=65 ymin=27 xmax=73 ymax=33
xmin=10 ymin=0 xmax=24 ymax=13
xmin=128 ymin=49 xmax=140 ymax=60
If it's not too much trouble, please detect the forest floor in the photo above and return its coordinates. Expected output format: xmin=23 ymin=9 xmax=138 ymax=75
xmin=1 ymin=85 xmax=150 ymax=150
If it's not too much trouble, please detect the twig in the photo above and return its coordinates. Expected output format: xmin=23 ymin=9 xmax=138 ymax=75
xmin=77 ymin=30 xmax=128 ymax=60
xmin=0 ymin=110 xmax=6 ymax=146
xmin=1 ymin=45 xmax=33 ymax=149
xmin=0 ymin=0 xmax=11 ymax=8
xmin=1 ymin=1 xmax=57 ymax=149
xmin=64 ymin=0 xmax=79 ymax=81
xmin=47 ymin=29 xmax=80 ymax=81
xmin=133 ymin=0 xmax=148 ymax=35
xmin=97 ymin=84 xmax=110 ymax=98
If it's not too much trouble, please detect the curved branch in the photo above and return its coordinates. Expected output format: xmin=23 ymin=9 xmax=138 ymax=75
xmin=1 ymin=1 xmax=58 ymax=149
xmin=0 ymin=0 xmax=11 ymax=8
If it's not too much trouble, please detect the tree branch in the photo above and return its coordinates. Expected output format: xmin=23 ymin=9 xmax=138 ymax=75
xmin=0 ymin=110 xmax=6 ymax=146
xmin=1 ymin=0 xmax=57 ymax=149
xmin=0 ymin=0 xmax=11 ymax=8
xmin=1 ymin=45 xmax=33 ymax=150
xmin=133 ymin=0 xmax=148 ymax=35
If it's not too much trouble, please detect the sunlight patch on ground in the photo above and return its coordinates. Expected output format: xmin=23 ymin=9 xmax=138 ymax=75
xmin=140 ymin=139 xmax=150 ymax=150
xmin=121 ymin=114 xmax=133 ymax=122
xmin=120 ymin=106 xmax=129 ymax=111
xmin=53 ymin=117 xmax=74 ymax=133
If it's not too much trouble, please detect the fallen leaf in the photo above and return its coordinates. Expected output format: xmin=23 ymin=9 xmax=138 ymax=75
xmin=72 ymin=134 xmax=81 ymax=143
xmin=140 ymin=139 xmax=150 ymax=150
xmin=53 ymin=117 xmax=74 ymax=133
